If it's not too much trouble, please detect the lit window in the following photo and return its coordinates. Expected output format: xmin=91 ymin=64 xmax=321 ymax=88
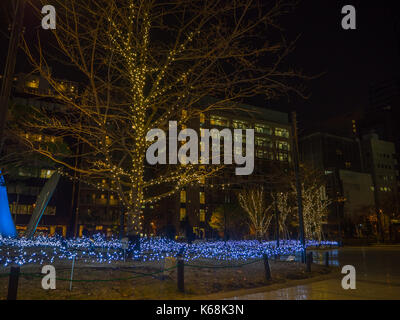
xmin=200 ymin=113 xmax=205 ymax=124
xmin=26 ymin=79 xmax=39 ymax=89
xmin=276 ymin=141 xmax=289 ymax=151
xmin=275 ymin=127 xmax=289 ymax=138
xmin=199 ymin=192 xmax=205 ymax=204
xmin=256 ymin=150 xmax=274 ymax=160
xmin=199 ymin=209 xmax=206 ymax=222
xmin=18 ymin=168 xmax=33 ymax=177
xmin=232 ymin=120 xmax=249 ymax=129
xmin=180 ymin=208 xmax=186 ymax=221
xmin=255 ymin=124 xmax=272 ymax=135
xmin=277 ymin=152 xmax=288 ymax=162
xmin=210 ymin=115 xmax=228 ymax=127
xmin=256 ymin=150 xmax=264 ymax=158
xmin=180 ymin=190 xmax=186 ymax=203
xmin=255 ymin=137 xmax=272 ymax=148
xmin=40 ymin=169 xmax=55 ymax=179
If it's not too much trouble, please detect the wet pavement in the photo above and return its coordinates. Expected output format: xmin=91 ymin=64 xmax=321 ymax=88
xmin=229 ymin=246 xmax=400 ymax=300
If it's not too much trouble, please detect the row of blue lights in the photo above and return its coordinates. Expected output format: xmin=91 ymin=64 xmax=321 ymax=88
xmin=0 ymin=234 xmax=337 ymax=268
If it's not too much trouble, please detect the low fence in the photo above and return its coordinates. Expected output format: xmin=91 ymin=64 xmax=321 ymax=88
xmin=0 ymin=251 xmax=330 ymax=300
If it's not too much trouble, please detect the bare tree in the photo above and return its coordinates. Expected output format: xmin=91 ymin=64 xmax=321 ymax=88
xmin=12 ymin=0 xmax=306 ymax=236
xmin=238 ymin=186 xmax=272 ymax=239
xmin=290 ymin=165 xmax=332 ymax=241
xmin=272 ymin=191 xmax=292 ymax=239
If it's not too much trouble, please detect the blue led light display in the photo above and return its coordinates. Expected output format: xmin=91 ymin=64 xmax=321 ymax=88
xmin=0 ymin=234 xmax=337 ymax=267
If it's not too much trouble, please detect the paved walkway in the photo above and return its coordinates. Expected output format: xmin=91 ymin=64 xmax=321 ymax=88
xmin=229 ymin=246 xmax=400 ymax=300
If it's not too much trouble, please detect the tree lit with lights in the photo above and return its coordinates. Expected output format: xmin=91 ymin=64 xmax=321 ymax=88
xmin=18 ymin=0 xmax=307 ymax=237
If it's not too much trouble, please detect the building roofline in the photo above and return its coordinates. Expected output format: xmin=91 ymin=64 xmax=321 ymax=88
xmin=300 ymin=131 xmax=357 ymax=143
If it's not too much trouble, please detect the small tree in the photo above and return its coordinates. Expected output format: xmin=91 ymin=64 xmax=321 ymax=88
xmin=302 ymin=183 xmax=331 ymax=241
xmin=290 ymin=165 xmax=332 ymax=241
xmin=271 ymin=191 xmax=293 ymax=239
xmin=238 ymin=186 xmax=272 ymax=240
xmin=209 ymin=208 xmax=225 ymax=238
xmin=209 ymin=203 xmax=248 ymax=239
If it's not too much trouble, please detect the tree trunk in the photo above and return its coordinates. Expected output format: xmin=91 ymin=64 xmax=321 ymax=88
xmin=126 ymin=210 xmax=141 ymax=252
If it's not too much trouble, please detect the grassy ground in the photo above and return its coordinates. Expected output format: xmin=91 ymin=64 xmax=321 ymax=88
xmin=0 ymin=258 xmax=332 ymax=300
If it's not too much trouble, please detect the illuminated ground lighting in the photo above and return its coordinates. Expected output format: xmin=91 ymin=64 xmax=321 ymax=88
xmin=0 ymin=234 xmax=337 ymax=267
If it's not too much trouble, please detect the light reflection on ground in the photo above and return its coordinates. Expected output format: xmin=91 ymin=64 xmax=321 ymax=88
xmin=229 ymin=246 xmax=400 ymax=300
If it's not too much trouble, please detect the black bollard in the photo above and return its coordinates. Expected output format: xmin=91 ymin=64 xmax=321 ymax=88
xmin=306 ymin=252 xmax=313 ymax=272
xmin=263 ymin=254 xmax=271 ymax=281
xmin=177 ymin=257 xmax=184 ymax=292
xmin=7 ymin=266 xmax=20 ymax=300
xmin=324 ymin=252 xmax=329 ymax=267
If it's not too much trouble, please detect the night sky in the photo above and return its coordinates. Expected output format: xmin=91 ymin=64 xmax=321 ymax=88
xmin=1 ymin=0 xmax=399 ymax=129
xmin=278 ymin=0 xmax=400 ymax=126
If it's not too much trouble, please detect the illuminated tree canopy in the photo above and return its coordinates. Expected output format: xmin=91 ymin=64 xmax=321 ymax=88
xmin=14 ymin=0 xmax=306 ymax=235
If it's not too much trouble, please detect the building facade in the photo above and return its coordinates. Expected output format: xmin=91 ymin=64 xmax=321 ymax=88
xmin=172 ymin=102 xmax=293 ymax=240
xmin=299 ymin=132 xmax=373 ymax=238
xmin=361 ymin=133 xmax=399 ymax=240
xmin=1 ymin=72 xmax=77 ymax=236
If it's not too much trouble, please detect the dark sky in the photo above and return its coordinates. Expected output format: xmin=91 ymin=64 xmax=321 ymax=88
xmin=1 ymin=0 xmax=399 ymax=128
xmin=276 ymin=0 xmax=400 ymax=126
